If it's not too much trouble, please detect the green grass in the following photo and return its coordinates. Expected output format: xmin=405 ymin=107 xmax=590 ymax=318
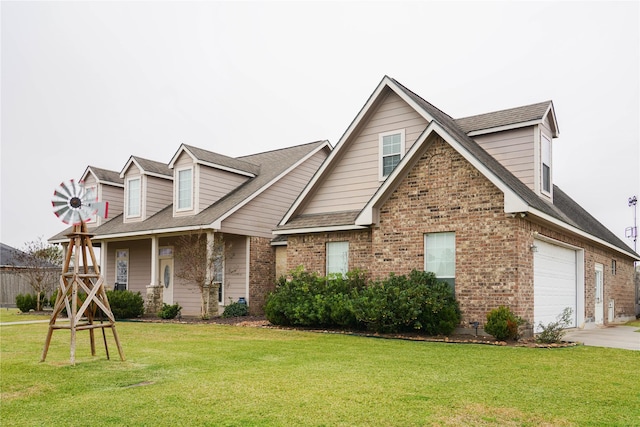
xmin=625 ymin=319 xmax=640 ymax=328
xmin=0 ymin=308 xmax=51 ymax=323
xmin=1 ymin=322 xmax=639 ymax=426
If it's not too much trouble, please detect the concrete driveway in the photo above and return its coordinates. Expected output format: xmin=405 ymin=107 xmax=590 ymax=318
xmin=563 ymin=325 xmax=640 ymax=351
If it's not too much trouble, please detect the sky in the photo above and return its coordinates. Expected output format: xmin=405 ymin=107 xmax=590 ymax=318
xmin=1 ymin=1 xmax=639 ymax=253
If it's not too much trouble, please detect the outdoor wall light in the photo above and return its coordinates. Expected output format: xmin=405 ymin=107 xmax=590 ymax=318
xmin=530 ymin=244 xmax=538 ymax=252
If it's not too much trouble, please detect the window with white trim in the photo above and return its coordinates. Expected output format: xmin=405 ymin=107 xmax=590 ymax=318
xmin=541 ymin=134 xmax=551 ymax=194
xmin=326 ymin=241 xmax=349 ymax=277
xmin=379 ymin=129 xmax=405 ymax=179
xmin=126 ymin=178 xmax=141 ymax=217
xmin=424 ymin=232 xmax=455 ymax=290
xmin=177 ymin=168 xmax=193 ymax=210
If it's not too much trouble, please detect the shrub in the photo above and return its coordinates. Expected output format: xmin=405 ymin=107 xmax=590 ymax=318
xmin=536 ymin=307 xmax=573 ymax=344
xmin=265 ymin=268 xmax=461 ymax=336
xmin=352 ymin=270 xmax=460 ymax=335
xmin=105 ymin=290 xmax=144 ymax=319
xmin=222 ymin=301 xmax=249 ymax=318
xmin=16 ymin=293 xmax=46 ymax=312
xmin=484 ymin=306 xmax=525 ymax=341
xmin=265 ymin=268 xmax=367 ymax=328
xmin=158 ymin=302 xmax=182 ymax=319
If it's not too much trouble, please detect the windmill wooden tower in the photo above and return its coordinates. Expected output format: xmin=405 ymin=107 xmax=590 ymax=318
xmin=42 ymin=180 xmax=124 ymax=364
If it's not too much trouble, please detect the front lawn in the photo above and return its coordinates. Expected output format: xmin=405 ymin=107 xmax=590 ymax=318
xmin=0 ymin=308 xmax=50 ymax=323
xmin=1 ymin=321 xmax=639 ymax=426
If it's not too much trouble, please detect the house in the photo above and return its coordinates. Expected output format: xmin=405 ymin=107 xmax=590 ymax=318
xmin=275 ymin=76 xmax=639 ymax=332
xmin=51 ymin=141 xmax=331 ymax=316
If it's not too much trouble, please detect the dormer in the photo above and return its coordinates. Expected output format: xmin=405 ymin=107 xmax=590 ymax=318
xmin=456 ymin=101 xmax=559 ymax=201
xmin=120 ymin=156 xmax=173 ymax=223
xmin=80 ymin=166 xmax=124 ymax=227
xmin=168 ymin=144 xmax=259 ymax=217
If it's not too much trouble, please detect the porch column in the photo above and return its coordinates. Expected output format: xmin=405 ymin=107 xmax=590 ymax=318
xmin=150 ymin=235 xmax=158 ymax=286
xmin=100 ymin=241 xmax=108 ymax=281
xmin=205 ymin=231 xmax=219 ymax=318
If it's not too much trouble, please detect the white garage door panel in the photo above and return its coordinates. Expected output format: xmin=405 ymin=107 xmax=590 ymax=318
xmin=534 ymin=240 xmax=577 ymax=329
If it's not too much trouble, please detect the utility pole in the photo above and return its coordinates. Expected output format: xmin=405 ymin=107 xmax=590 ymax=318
xmin=627 ymin=196 xmax=637 ymax=253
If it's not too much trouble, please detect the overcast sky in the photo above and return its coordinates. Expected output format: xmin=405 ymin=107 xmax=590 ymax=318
xmin=1 ymin=1 xmax=639 ymax=252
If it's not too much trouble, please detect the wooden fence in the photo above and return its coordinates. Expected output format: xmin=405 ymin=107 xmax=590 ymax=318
xmin=0 ymin=269 xmax=57 ymax=307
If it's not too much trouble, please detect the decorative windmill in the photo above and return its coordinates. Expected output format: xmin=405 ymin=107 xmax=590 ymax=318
xmin=41 ymin=179 xmax=124 ymax=364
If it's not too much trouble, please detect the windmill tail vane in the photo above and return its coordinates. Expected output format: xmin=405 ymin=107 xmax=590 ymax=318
xmin=51 ymin=179 xmax=108 ymax=225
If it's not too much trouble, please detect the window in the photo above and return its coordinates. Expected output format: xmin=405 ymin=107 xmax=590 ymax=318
xmin=126 ymin=178 xmax=141 ymax=217
xmin=213 ymin=252 xmax=224 ymax=303
xmin=379 ymin=129 xmax=405 ymax=179
xmin=177 ymin=168 xmax=193 ymax=210
xmin=424 ymin=232 xmax=455 ymax=290
xmin=541 ymin=134 xmax=551 ymax=194
xmin=326 ymin=241 xmax=349 ymax=276
xmin=115 ymin=249 xmax=129 ymax=290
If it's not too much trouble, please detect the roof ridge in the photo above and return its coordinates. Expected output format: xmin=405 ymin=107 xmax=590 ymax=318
xmin=456 ymin=100 xmax=552 ymax=121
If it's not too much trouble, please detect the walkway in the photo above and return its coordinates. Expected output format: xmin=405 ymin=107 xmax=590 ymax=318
xmin=564 ymin=325 xmax=640 ymax=351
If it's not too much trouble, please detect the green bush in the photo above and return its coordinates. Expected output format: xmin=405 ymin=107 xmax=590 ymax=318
xmin=222 ymin=301 xmax=249 ymax=318
xmin=265 ymin=268 xmax=461 ymax=336
xmin=484 ymin=306 xmax=524 ymax=341
xmin=15 ymin=293 xmax=46 ymax=312
xmin=265 ymin=268 xmax=367 ymax=328
xmin=105 ymin=290 xmax=144 ymax=319
xmin=158 ymin=302 xmax=182 ymax=320
xmin=352 ymin=270 xmax=460 ymax=335
xmin=536 ymin=307 xmax=573 ymax=344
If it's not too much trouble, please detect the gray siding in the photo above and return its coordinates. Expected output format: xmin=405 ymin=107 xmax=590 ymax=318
xmin=223 ymin=150 xmax=328 ymax=238
xmin=198 ymin=165 xmax=249 ymax=213
xmin=145 ymin=176 xmax=172 ymax=218
xmin=223 ymin=235 xmax=247 ymax=305
xmin=102 ymin=185 xmax=124 ymax=220
xmin=472 ymin=127 xmax=535 ymax=191
xmin=303 ymin=90 xmax=428 ymax=215
xmin=106 ymin=239 xmax=152 ymax=294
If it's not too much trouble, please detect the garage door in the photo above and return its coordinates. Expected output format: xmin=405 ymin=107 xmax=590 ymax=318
xmin=533 ymin=239 xmax=577 ymax=330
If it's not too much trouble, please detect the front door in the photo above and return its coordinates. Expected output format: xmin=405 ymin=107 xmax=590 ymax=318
xmin=594 ymin=263 xmax=604 ymax=325
xmin=160 ymin=258 xmax=174 ymax=305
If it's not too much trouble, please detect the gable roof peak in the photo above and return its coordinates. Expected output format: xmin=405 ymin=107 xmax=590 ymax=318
xmin=120 ymin=155 xmax=172 ymax=179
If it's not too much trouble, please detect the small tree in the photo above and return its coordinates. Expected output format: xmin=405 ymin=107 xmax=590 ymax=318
xmin=174 ymin=231 xmax=228 ymax=319
xmin=13 ymin=237 xmax=63 ymax=311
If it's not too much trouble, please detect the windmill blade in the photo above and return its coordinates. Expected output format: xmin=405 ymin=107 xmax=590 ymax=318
xmin=51 ymin=179 xmax=99 ymax=225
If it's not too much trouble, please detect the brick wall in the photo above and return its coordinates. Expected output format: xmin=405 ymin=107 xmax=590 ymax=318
xmin=284 ymin=135 xmax=637 ymax=327
xmin=371 ymin=137 xmax=532 ymax=325
xmin=248 ymin=236 xmax=276 ymax=315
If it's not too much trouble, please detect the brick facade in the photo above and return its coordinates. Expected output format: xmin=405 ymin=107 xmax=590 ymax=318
xmin=248 ymin=236 xmax=276 ymax=315
xmin=285 ymin=136 xmax=637 ymax=329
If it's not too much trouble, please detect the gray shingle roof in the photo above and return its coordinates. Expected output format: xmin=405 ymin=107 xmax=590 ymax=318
xmin=455 ymin=101 xmax=552 ymax=134
xmin=276 ymin=210 xmax=361 ymax=231
xmin=84 ymin=141 xmax=328 ymax=237
xmin=183 ymin=145 xmax=260 ymax=176
xmin=86 ymin=166 xmax=124 ymax=185
xmin=279 ymin=77 xmax=636 ymax=258
xmin=131 ymin=156 xmax=172 ymax=177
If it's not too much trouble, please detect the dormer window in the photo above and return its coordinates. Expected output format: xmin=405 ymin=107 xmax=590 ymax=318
xmin=126 ymin=177 xmax=141 ymax=217
xmin=379 ymin=129 xmax=405 ymax=180
xmin=541 ymin=134 xmax=551 ymax=194
xmin=177 ymin=167 xmax=193 ymax=211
